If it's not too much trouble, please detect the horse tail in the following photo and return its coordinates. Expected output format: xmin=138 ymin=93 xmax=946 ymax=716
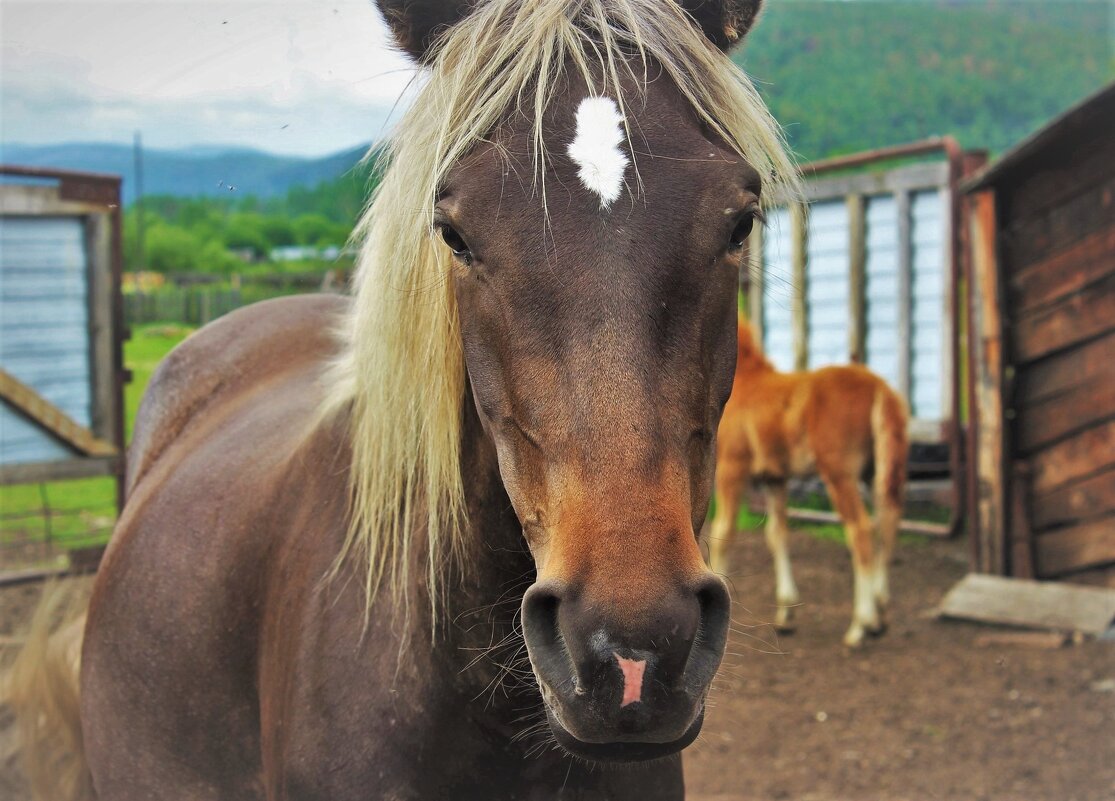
xmin=3 ymin=582 xmax=96 ymax=801
xmin=870 ymin=384 xmax=909 ymax=563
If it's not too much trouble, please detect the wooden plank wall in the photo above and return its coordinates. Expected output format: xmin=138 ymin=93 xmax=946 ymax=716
xmin=999 ymin=125 xmax=1115 ymax=582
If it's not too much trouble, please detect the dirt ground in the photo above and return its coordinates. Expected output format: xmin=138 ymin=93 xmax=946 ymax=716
xmin=685 ymin=530 xmax=1115 ymax=801
xmin=0 ymin=531 xmax=1112 ymax=801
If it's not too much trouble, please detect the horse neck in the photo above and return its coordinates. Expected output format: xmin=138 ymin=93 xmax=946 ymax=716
xmin=455 ymin=391 xmax=535 ymax=593
xmin=437 ymin=390 xmax=539 ymax=707
xmin=736 ymin=343 xmax=775 ymax=378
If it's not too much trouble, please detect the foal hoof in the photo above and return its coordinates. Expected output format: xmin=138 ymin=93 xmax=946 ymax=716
xmin=868 ymin=604 xmax=889 ymax=637
xmin=774 ymin=606 xmax=797 ymax=633
xmin=843 ymin=626 xmax=866 ymax=649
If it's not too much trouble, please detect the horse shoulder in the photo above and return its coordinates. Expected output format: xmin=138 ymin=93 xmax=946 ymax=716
xmin=83 ymin=295 xmax=353 ymax=798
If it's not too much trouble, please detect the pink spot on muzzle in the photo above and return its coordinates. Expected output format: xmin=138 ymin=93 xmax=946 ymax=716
xmin=614 ymin=653 xmax=647 ymax=707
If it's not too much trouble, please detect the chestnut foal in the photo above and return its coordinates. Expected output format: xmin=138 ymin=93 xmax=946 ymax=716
xmin=708 ymin=320 xmax=908 ymax=647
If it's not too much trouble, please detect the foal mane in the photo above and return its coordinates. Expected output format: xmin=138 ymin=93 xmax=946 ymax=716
xmin=322 ymin=0 xmax=799 ymax=625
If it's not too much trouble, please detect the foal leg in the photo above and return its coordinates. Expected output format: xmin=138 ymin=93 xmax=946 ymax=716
xmin=762 ymin=482 xmax=800 ymax=632
xmin=872 ymin=475 xmax=904 ymax=631
xmin=823 ymin=473 xmax=880 ymax=648
xmin=707 ymin=465 xmax=746 ymax=575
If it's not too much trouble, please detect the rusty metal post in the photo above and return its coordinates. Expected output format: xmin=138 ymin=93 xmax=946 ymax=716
xmin=967 ymin=188 xmax=1008 ymax=574
xmin=950 ymin=150 xmax=988 ymax=542
xmin=790 ymin=202 xmax=809 ymax=371
xmin=109 ymin=177 xmax=129 ymax=512
xmin=748 ymin=224 xmax=764 ymax=330
xmin=846 ymin=193 xmax=866 ymax=363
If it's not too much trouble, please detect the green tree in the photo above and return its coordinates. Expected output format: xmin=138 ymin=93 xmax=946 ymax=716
xmin=292 ymin=214 xmax=350 ymax=247
xmin=144 ymin=224 xmax=206 ymax=273
xmin=260 ymin=216 xmax=296 ymax=247
xmin=222 ymin=213 xmax=270 ymax=257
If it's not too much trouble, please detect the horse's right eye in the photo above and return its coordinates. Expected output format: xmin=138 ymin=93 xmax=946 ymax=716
xmin=728 ymin=216 xmax=754 ymax=250
xmin=727 ymin=204 xmax=764 ymax=252
xmin=439 ymin=225 xmax=473 ymax=265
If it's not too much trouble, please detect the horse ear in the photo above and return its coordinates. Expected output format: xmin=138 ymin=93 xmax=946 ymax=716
xmin=375 ymin=0 xmax=474 ymax=63
xmin=678 ymin=0 xmax=765 ymax=51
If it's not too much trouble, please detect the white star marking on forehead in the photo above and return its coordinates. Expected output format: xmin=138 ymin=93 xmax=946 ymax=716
xmin=567 ymin=96 xmax=629 ymax=208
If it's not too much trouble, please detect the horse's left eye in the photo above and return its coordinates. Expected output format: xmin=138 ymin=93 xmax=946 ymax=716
xmin=438 ymin=224 xmax=473 ymax=265
xmin=728 ymin=214 xmax=755 ymax=251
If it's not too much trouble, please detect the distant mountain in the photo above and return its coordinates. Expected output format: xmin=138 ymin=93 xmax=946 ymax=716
xmin=0 ymin=142 xmax=370 ymax=205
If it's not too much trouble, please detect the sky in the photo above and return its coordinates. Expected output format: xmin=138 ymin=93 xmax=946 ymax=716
xmin=0 ymin=0 xmax=421 ymax=157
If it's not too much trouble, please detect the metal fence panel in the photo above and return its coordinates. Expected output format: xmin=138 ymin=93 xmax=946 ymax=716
xmin=756 ymin=162 xmax=952 ymax=437
xmin=760 ymin=207 xmax=795 ymax=371
xmin=864 ymin=195 xmax=902 ymax=390
xmin=909 ymin=189 xmax=946 ymax=420
xmin=805 ymin=200 xmax=850 ymax=368
xmin=0 ymin=216 xmax=92 ymax=465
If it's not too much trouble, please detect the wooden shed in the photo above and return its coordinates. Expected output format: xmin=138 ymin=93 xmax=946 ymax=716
xmin=0 ymin=166 xmax=128 ymax=510
xmin=963 ymin=83 xmax=1115 ymax=584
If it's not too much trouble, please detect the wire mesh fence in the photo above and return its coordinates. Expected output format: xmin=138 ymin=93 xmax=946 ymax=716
xmin=124 ymin=270 xmax=347 ymax=326
xmin=0 ymin=478 xmax=116 ymax=578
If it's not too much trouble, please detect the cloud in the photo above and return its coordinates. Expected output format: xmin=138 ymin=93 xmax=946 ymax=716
xmin=2 ymin=67 xmax=400 ymax=156
xmin=1 ymin=1 xmax=419 ymax=156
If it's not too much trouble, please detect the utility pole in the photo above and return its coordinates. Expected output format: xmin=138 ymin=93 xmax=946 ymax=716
xmin=133 ymin=130 xmax=146 ymax=272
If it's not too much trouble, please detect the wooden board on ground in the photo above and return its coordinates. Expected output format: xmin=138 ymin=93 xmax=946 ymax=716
xmin=936 ymin=573 xmax=1115 ymax=635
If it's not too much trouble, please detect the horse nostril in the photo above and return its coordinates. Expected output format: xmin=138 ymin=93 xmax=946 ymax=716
xmin=521 ymin=582 xmax=573 ymax=689
xmin=693 ymin=573 xmax=731 ymax=662
xmin=522 ymin=583 xmax=561 ymax=646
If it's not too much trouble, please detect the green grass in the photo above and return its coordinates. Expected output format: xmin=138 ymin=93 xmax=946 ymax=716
xmin=0 ymin=325 xmax=193 ymax=556
xmin=716 ymin=491 xmax=933 ymax=548
xmin=724 ymin=499 xmax=847 ymax=544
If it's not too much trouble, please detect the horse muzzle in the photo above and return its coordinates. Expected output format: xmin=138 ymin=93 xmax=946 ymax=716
xmin=521 ymin=573 xmax=730 ymax=762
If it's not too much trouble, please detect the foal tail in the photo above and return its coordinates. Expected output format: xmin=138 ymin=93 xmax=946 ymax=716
xmin=870 ymin=385 xmax=909 ymax=562
xmin=3 ymin=583 xmax=95 ymax=801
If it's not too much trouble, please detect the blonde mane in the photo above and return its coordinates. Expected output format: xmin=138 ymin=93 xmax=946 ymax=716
xmin=324 ymin=0 xmax=799 ymax=623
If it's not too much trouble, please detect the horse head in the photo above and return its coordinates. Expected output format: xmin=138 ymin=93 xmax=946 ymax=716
xmin=370 ymin=0 xmax=790 ymax=762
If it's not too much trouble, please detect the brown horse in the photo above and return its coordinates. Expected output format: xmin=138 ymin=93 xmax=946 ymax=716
xmin=707 ymin=319 xmax=908 ymax=648
xmin=8 ymin=1 xmax=800 ymax=798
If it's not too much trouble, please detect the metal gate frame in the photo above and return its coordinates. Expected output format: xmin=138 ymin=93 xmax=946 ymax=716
xmin=0 ymin=165 xmax=128 ymax=514
xmin=742 ymin=139 xmax=988 ymax=537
